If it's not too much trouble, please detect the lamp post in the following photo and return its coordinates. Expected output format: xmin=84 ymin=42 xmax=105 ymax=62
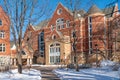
xmin=95 ymin=44 xmax=98 ymax=67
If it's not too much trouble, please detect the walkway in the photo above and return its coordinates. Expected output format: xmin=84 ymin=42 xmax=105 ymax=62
xmin=32 ymin=65 xmax=60 ymax=80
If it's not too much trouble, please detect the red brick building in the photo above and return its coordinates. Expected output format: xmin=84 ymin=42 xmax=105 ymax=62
xmin=0 ymin=6 xmax=10 ymax=57
xmin=0 ymin=6 xmax=11 ymax=65
xmin=23 ymin=3 xmax=120 ymax=65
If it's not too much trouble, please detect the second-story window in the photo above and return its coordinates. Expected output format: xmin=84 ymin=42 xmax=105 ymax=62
xmin=51 ymin=25 xmax=54 ymax=31
xmin=66 ymin=20 xmax=70 ymax=28
xmin=0 ymin=20 xmax=2 ymax=26
xmin=0 ymin=30 xmax=5 ymax=39
xmin=0 ymin=43 xmax=5 ymax=52
xmin=56 ymin=18 xmax=64 ymax=30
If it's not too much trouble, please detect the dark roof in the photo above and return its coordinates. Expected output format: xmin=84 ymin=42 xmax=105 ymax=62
xmin=87 ymin=5 xmax=103 ymax=15
xmin=34 ymin=19 xmax=49 ymax=30
xmin=102 ymin=6 xmax=115 ymax=18
xmin=10 ymin=41 xmax=15 ymax=48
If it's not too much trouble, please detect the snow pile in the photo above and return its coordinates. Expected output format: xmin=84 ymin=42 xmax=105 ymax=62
xmin=100 ymin=60 xmax=116 ymax=67
xmin=0 ymin=69 xmax=41 ymax=80
xmin=54 ymin=60 xmax=120 ymax=80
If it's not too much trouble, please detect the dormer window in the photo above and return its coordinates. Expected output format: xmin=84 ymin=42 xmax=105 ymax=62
xmin=0 ymin=20 xmax=2 ymax=26
xmin=56 ymin=18 xmax=64 ymax=30
xmin=57 ymin=8 xmax=62 ymax=15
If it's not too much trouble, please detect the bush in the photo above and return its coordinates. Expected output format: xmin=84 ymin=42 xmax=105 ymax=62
xmin=79 ymin=64 xmax=92 ymax=69
xmin=67 ymin=63 xmax=75 ymax=69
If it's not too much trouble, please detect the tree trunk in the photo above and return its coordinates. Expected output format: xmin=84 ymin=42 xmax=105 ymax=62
xmin=17 ymin=52 xmax=22 ymax=73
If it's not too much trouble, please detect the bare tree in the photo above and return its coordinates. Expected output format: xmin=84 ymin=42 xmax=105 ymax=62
xmin=109 ymin=15 xmax=120 ymax=61
xmin=2 ymin=0 xmax=50 ymax=73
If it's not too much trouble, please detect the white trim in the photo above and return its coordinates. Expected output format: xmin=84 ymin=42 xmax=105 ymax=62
xmin=0 ymin=43 xmax=5 ymax=52
xmin=49 ymin=43 xmax=60 ymax=64
xmin=80 ymin=19 xmax=83 ymax=52
xmin=104 ymin=16 xmax=107 ymax=49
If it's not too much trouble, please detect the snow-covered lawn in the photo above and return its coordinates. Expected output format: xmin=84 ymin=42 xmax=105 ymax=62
xmin=0 ymin=69 xmax=41 ymax=80
xmin=54 ymin=68 xmax=120 ymax=80
xmin=54 ymin=60 xmax=120 ymax=80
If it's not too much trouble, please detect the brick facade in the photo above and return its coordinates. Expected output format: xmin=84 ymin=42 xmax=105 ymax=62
xmin=23 ymin=3 xmax=120 ymax=65
xmin=0 ymin=6 xmax=10 ymax=56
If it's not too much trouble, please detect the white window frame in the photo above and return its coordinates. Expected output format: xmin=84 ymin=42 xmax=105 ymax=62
xmin=0 ymin=43 xmax=5 ymax=52
xmin=51 ymin=25 xmax=54 ymax=31
xmin=49 ymin=43 xmax=60 ymax=64
xmin=56 ymin=18 xmax=64 ymax=30
xmin=0 ymin=30 xmax=5 ymax=39
xmin=57 ymin=8 xmax=62 ymax=15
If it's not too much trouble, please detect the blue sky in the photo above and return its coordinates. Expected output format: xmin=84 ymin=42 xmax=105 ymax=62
xmin=0 ymin=0 xmax=120 ymax=21
xmin=0 ymin=0 xmax=120 ymax=40
xmin=35 ymin=0 xmax=120 ymax=24
xmin=51 ymin=0 xmax=120 ymax=10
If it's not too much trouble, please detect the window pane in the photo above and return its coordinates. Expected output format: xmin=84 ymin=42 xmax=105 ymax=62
xmin=0 ymin=20 xmax=2 ymax=25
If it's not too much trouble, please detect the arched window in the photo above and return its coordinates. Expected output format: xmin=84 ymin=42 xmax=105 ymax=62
xmin=57 ymin=8 xmax=62 ymax=15
xmin=52 ymin=35 xmax=56 ymax=40
xmin=49 ymin=43 xmax=60 ymax=64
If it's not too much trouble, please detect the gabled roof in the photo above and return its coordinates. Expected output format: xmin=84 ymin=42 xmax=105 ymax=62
xmin=102 ymin=6 xmax=115 ymax=18
xmin=34 ymin=19 xmax=49 ymax=30
xmin=10 ymin=41 xmax=15 ymax=48
xmin=87 ymin=5 xmax=103 ymax=15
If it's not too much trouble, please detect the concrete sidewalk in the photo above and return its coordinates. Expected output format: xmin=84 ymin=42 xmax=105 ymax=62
xmin=32 ymin=66 xmax=60 ymax=80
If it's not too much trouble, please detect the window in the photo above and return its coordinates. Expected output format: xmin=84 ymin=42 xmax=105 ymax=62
xmin=66 ymin=20 xmax=70 ymax=28
xmin=57 ymin=8 xmax=62 ymax=15
xmin=56 ymin=18 xmax=64 ymax=30
xmin=0 ymin=20 xmax=2 ymax=26
xmin=0 ymin=43 xmax=5 ymax=52
xmin=49 ymin=43 xmax=60 ymax=64
xmin=39 ymin=31 xmax=45 ymax=55
xmin=21 ymin=50 xmax=26 ymax=55
xmin=51 ymin=25 xmax=54 ymax=31
xmin=88 ymin=16 xmax=92 ymax=54
xmin=0 ymin=30 xmax=5 ymax=39
xmin=41 ymin=52 xmax=44 ymax=57
xmin=71 ymin=30 xmax=76 ymax=38
xmin=52 ymin=35 xmax=56 ymax=40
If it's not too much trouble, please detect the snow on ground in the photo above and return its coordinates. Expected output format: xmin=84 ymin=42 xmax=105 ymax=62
xmin=54 ymin=68 xmax=120 ymax=80
xmin=53 ymin=60 xmax=120 ymax=80
xmin=0 ymin=69 xmax=41 ymax=80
